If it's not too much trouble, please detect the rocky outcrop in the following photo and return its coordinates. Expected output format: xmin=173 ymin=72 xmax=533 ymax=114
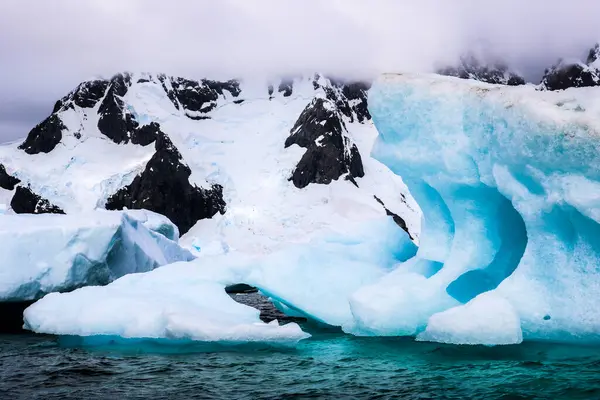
xmin=540 ymin=44 xmax=600 ymax=90
xmin=374 ymin=195 xmax=412 ymax=240
xmin=131 ymin=122 xmax=160 ymax=146
xmin=11 ymin=186 xmax=65 ymax=214
xmin=278 ymin=78 xmax=294 ymax=97
xmin=53 ymin=79 xmax=110 ymax=112
xmin=18 ymin=114 xmax=67 ymax=154
xmin=540 ymin=62 xmax=600 ymax=90
xmin=587 ymin=43 xmax=600 ymax=66
xmin=438 ymin=54 xmax=525 ymax=86
xmin=0 ymin=164 xmax=20 ymax=190
xmin=285 ymin=97 xmax=364 ymax=189
xmin=316 ymin=77 xmax=372 ymax=122
xmin=105 ymin=132 xmax=226 ymax=234
xmin=97 ymin=73 xmax=139 ymax=144
xmin=160 ymin=75 xmax=241 ymax=119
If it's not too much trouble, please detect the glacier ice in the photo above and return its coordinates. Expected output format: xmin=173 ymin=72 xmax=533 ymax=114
xmin=242 ymin=218 xmax=417 ymax=327
xmin=24 ymin=216 xmax=415 ymax=341
xmin=24 ymin=261 xmax=309 ymax=346
xmin=0 ymin=209 xmax=193 ymax=302
xmin=368 ymin=73 xmax=600 ymax=343
xmin=417 ymin=292 xmax=523 ymax=346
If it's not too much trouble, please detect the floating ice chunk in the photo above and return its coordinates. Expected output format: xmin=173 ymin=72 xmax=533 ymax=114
xmin=417 ymin=292 xmax=522 ymax=346
xmin=24 ymin=261 xmax=309 ymax=346
xmin=0 ymin=210 xmax=193 ymax=302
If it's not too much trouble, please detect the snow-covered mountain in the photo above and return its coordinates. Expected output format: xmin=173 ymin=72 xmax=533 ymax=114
xmin=540 ymin=43 xmax=600 ymax=90
xmin=437 ymin=53 xmax=525 ymax=86
xmin=0 ymin=72 xmax=420 ymax=256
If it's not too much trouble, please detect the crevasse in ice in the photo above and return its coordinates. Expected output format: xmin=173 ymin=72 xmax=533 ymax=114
xmin=366 ymin=73 xmax=600 ymax=343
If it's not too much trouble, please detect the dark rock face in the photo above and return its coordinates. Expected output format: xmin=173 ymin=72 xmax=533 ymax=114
xmin=97 ymin=74 xmax=139 ymax=144
xmin=53 ymin=80 xmax=110 ymax=113
xmin=278 ymin=78 xmax=294 ymax=97
xmin=314 ymin=76 xmax=372 ymax=123
xmin=374 ymin=195 xmax=412 ymax=240
xmin=540 ymin=63 xmax=600 ymax=90
xmin=21 ymin=79 xmax=110 ymax=153
xmin=230 ymin=291 xmax=307 ymax=324
xmin=163 ymin=76 xmax=241 ymax=120
xmin=0 ymin=164 xmax=20 ymax=190
xmin=285 ymin=98 xmax=364 ymax=189
xmin=131 ymin=122 xmax=160 ymax=146
xmin=587 ymin=43 xmax=600 ymax=65
xmin=11 ymin=186 xmax=65 ymax=214
xmin=438 ymin=54 xmax=525 ymax=86
xmin=18 ymin=114 xmax=66 ymax=154
xmin=539 ymin=43 xmax=600 ymax=90
xmin=105 ymin=132 xmax=226 ymax=235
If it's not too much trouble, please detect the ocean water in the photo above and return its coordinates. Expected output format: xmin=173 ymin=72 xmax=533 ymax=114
xmin=2 ymin=293 xmax=600 ymax=399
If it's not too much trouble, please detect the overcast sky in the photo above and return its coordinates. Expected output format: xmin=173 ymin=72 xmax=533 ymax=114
xmin=1 ymin=0 xmax=599 ymax=142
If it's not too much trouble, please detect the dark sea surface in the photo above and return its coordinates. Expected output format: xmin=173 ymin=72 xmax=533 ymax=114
xmin=2 ymin=292 xmax=600 ymax=399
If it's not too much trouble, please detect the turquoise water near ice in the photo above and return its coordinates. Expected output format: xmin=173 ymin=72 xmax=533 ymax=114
xmin=2 ymin=330 xmax=600 ymax=399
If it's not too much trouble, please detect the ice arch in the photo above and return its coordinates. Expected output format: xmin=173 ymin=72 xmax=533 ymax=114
xmin=357 ymin=73 xmax=600 ymax=342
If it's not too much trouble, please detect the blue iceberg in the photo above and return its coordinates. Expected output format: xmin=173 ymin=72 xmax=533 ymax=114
xmin=365 ymin=73 xmax=600 ymax=344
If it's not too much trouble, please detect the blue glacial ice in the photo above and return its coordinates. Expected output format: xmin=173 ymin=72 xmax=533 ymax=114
xmin=24 ymin=217 xmax=415 ymax=344
xmin=24 ymin=261 xmax=309 ymax=346
xmin=0 ymin=209 xmax=193 ymax=302
xmin=366 ymin=73 xmax=600 ymax=344
xmin=23 ymin=73 xmax=600 ymax=347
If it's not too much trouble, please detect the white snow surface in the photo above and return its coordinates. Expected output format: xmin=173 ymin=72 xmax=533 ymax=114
xmin=0 ymin=209 xmax=193 ymax=301
xmin=0 ymin=74 xmax=420 ymax=255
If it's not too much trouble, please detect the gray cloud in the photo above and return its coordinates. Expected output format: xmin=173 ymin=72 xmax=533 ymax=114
xmin=0 ymin=0 xmax=599 ymax=142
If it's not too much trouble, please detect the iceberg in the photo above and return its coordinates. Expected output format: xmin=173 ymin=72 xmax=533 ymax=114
xmin=24 ymin=217 xmax=415 ymax=342
xmin=0 ymin=209 xmax=193 ymax=302
xmin=367 ymin=73 xmax=600 ymax=343
xmin=24 ymin=261 xmax=309 ymax=346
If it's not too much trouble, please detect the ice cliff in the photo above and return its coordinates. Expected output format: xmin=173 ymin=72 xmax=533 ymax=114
xmin=367 ymin=73 xmax=600 ymax=344
xmin=0 ymin=210 xmax=193 ymax=302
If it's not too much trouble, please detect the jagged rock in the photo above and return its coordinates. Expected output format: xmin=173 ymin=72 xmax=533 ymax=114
xmin=54 ymin=80 xmax=110 ymax=112
xmin=285 ymin=98 xmax=364 ymax=188
xmin=540 ymin=62 xmax=600 ymax=90
xmin=97 ymin=74 xmax=138 ymax=144
xmin=131 ymin=122 xmax=160 ymax=146
xmin=11 ymin=186 xmax=65 ymax=214
xmin=164 ymin=77 xmax=241 ymax=120
xmin=278 ymin=78 xmax=294 ymax=97
xmin=0 ymin=164 xmax=20 ymax=190
xmin=374 ymin=195 xmax=412 ymax=240
xmin=105 ymin=132 xmax=226 ymax=234
xmin=438 ymin=54 xmax=525 ymax=86
xmin=314 ymin=76 xmax=372 ymax=123
xmin=18 ymin=114 xmax=66 ymax=154
xmin=539 ymin=43 xmax=600 ymax=91
xmin=587 ymin=43 xmax=600 ymax=65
